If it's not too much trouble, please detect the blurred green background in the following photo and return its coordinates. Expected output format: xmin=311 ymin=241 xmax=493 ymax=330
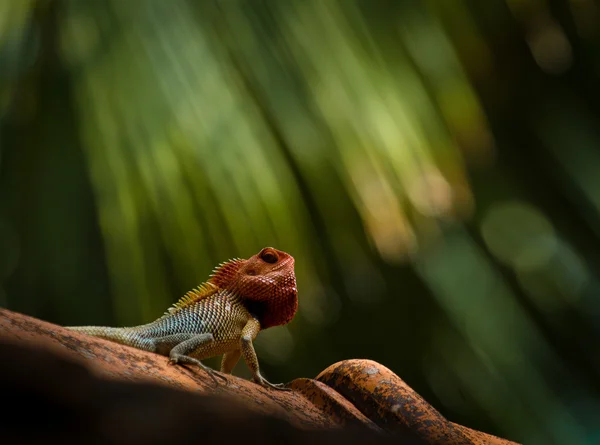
xmin=2 ymin=0 xmax=600 ymax=443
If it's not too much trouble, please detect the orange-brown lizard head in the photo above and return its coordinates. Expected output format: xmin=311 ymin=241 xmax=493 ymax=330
xmin=209 ymin=247 xmax=298 ymax=329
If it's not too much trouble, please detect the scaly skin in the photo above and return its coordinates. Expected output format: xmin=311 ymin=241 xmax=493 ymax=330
xmin=67 ymin=247 xmax=297 ymax=390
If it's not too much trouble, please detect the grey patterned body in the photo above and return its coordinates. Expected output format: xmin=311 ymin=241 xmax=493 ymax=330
xmin=69 ymin=290 xmax=252 ymax=360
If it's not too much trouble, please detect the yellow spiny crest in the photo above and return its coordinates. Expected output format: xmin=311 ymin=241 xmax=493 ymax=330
xmin=161 ymin=281 xmax=218 ymax=317
xmin=208 ymin=258 xmax=242 ymax=278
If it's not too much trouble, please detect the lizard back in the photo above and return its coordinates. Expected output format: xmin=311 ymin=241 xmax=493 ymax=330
xmin=135 ymin=290 xmax=250 ymax=342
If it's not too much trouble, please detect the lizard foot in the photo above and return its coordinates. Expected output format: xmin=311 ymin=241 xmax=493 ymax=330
xmin=266 ymin=382 xmax=292 ymax=391
xmin=254 ymin=374 xmax=291 ymax=391
xmin=169 ymin=355 xmax=228 ymax=387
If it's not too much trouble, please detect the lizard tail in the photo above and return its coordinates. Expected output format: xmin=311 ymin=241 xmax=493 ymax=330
xmin=65 ymin=326 xmax=151 ymax=351
xmin=66 ymin=325 xmax=122 ymax=338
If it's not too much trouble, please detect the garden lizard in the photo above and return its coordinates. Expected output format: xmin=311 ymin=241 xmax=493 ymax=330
xmin=67 ymin=247 xmax=298 ymax=390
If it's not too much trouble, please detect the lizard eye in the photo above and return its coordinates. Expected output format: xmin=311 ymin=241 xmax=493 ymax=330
xmin=260 ymin=249 xmax=278 ymax=264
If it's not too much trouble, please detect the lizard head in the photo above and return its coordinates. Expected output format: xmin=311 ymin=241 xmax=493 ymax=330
xmin=209 ymin=247 xmax=298 ymax=329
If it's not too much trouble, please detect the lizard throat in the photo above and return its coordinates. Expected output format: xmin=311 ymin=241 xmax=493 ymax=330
xmin=242 ymin=292 xmax=298 ymax=329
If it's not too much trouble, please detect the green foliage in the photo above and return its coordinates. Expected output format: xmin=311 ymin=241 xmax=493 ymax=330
xmin=2 ymin=1 xmax=600 ymax=443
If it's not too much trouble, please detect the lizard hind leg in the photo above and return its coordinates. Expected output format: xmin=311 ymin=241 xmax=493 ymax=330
xmin=220 ymin=349 xmax=241 ymax=374
xmin=167 ymin=333 xmax=228 ymax=386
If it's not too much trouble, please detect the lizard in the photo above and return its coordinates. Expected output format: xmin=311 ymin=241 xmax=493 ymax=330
xmin=67 ymin=247 xmax=298 ymax=390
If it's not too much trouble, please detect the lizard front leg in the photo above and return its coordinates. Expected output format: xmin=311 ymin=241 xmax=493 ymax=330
xmin=240 ymin=318 xmax=290 ymax=391
xmin=157 ymin=333 xmax=228 ymax=386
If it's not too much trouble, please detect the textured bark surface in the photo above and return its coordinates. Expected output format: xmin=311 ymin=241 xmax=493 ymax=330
xmin=0 ymin=308 xmax=519 ymax=445
xmin=0 ymin=308 xmax=376 ymax=431
xmin=317 ymin=360 xmax=520 ymax=445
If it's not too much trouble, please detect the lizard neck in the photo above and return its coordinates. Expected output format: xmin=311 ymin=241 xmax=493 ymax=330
xmin=242 ymin=292 xmax=298 ymax=329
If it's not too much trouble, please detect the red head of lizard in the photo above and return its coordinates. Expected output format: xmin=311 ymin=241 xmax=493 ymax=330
xmin=209 ymin=247 xmax=298 ymax=329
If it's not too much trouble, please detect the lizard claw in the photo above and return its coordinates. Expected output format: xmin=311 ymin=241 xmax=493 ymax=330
xmin=169 ymin=355 xmax=228 ymax=387
xmin=204 ymin=368 xmax=228 ymax=387
xmin=206 ymin=368 xmax=228 ymax=386
xmin=267 ymin=382 xmax=292 ymax=391
xmin=254 ymin=374 xmax=291 ymax=391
